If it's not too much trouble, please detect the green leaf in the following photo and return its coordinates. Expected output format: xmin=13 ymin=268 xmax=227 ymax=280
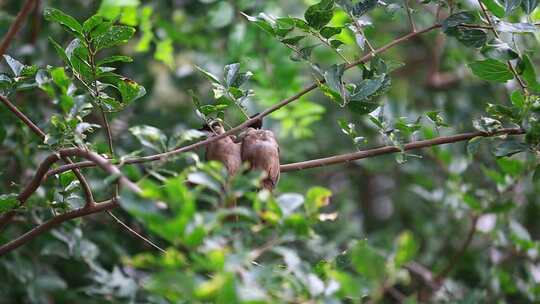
xmin=129 ymin=125 xmax=167 ymax=152
xmin=280 ymin=35 xmax=306 ymax=46
xmin=394 ymin=231 xmax=418 ymax=267
xmin=50 ymin=67 xmax=70 ymax=92
xmin=481 ymin=0 xmax=506 ymax=18
xmin=195 ymin=66 xmax=221 ymax=84
xmin=496 ymin=21 xmax=538 ymax=33
xmin=97 ymin=55 xmax=133 ymax=66
xmin=518 ymin=55 xmax=540 ymax=93
xmin=511 ymin=90 xmax=525 ymax=108
xmin=187 ymin=171 xmax=222 ymax=193
xmin=497 ymin=157 xmax=524 ymax=177
xmin=493 ymin=140 xmax=528 ymax=157
xmin=99 ymin=75 xmax=146 ymax=111
xmin=521 ymin=0 xmax=539 ymax=13
xmin=458 ymin=29 xmax=487 ymax=48
xmin=467 ymin=136 xmax=484 ymax=156
xmin=3 ymin=55 xmax=24 ymax=77
xmin=351 ymin=240 xmax=386 ymax=281
xmin=503 ymin=0 xmax=522 ymax=14
xmin=44 ymin=8 xmax=83 ymax=37
xmin=468 ymin=59 xmax=513 ymax=83
xmin=481 ymin=39 xmax=519 ymax=61
xmin=0 ymin=74 xmax=13 ymax=95
xmin=277 ymin=193 xmax=305 ymax=218
xmin=116 ymin=78 xmax=146 ymax=104
xmin=0 ymin=193 xmax=18 ymax=212
xmin=350 ymin=74 xmax=387 ymax=102
xmin=305 ymin=186 xmax=332 ymax=216
xmin=426 ymin=111 xmax=449 ymax=127
xmin=136 ymin=7 xmax=153 ymax=52
xmin=94 ymin=25 xmax=136 ymax=51
xmin=154 ymin=38 xmax=174 ymax=68
xmin=329 ymin=39 xmax=344 ymax=49
xmin=83 ymin=15 xmax=105 ymax=34
xmin=305 ymin=0 xmax=335 ymax=30
xmin=241 ymin=12 xmax=276 ymax=36
xmin=224 ymin=63 xmax=242 ymax=88
xmin=98 ymin=0 xmax=139 ymax=21
xmin=339 ymin=0 xmax=378 ymax=17
xmin=290 ymin=44 xmax=318 ymax=61
xmin=473 ymin=116 xmax=502 ymax=132
xmin=349 ymin=100 xmax=380 ymax=115
xmin=463 ymin=193 xmax=482 ymax=210
xmin=320 ymin=26 xmax=342 ymax=39
xmin=442 ymin=12 xmax=476 ymax=31
xmin=48 ymin=37 xmax=70 ymax=65
xmin=323 ymin=64 xmax=347 ymax=105
xmin=65 ymin=38 xmax=93 ymax=81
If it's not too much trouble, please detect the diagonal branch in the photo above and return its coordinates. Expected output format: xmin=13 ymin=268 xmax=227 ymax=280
xmin=0 ymin=147 xmax=136 ymax=230
xmin=0 ymin=199 xmax=117 ymax=256
xmin=43 ymin=24 xmax=443 ymax=175
xmin=0 ymin=147 xmax=144 ymax=255
xmin=0 ymin=0 xmax=37 ymax=57
xmin=435 ymin=214 xmax=479 ymax=282
xmin=280 ymin=128 xmax=524 ymax=172
xmin=0 ymin=95 xmax=94 ymax=206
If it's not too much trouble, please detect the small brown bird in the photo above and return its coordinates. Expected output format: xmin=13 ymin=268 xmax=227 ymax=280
xmin=201 ymin=120 xmax=242 ymax=176
xmin=240 ymin=117 xmax=280 ymax=190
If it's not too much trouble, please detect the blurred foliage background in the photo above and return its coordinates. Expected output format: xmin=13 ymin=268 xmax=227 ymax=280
xmin=1 ymin=0 xmax=540 ymax=302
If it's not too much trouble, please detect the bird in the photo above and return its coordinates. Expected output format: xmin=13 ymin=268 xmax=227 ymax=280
xmin=240 ymin=116 xmax=280 ymax=191
xmin=200 ymin=120 xmax=242 ymax=176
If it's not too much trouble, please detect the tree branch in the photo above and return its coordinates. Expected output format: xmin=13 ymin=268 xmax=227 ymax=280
xmin=0 ymin=147 xmax=137 ymax=230
xmin=0 ymin=147 xmax=146 ymax=255
xmin=46 ymin=126 xmax=524 ymax=176
xmin=39 ymin=24 xmax=442 ymax=176
xmin=0 ymin=95 xmax=94 ymax=206
xmin=435 ymin=214 xmax=479 ymax=282
xmin=0 ymin=199 xmax=118 ymax=256
xmin=0 ymin=0 xmax=37 ymax=57
xmin=280 ymin=128 xmax=524 ymax=172
xmin=106 ymin=210 xmax=166 ymax=254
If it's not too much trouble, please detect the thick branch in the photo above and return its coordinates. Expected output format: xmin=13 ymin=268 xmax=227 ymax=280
xmin=46 ymin=126 xmax=524 ymax=176
xmin=0 ymin=148 xmax=140 ymax=230
xmin=0 ymin=0 xmax=37 ymax=57
xmin=43 ymin=24 xmax=442 ymax=175
xmin=280 ymin=128 xmax=524 ymax=172
xmin=0 ymin=148 xmax=144 ymax=255
xmin=0 ymin=199 xmax=117 ymax=256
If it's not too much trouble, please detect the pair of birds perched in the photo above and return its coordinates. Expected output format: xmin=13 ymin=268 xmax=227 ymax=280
xmin=201 ymin=117 xmax=280 ymax=190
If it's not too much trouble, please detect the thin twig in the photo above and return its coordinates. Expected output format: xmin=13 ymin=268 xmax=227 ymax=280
xmin=403 ymin=0 xmax=416 ymax=32
xmin=0 ymin=0 xmax=37 ymax=57
xmin=436 ymin=214 xmax=480 ymax=281
xmin=458 ymin=24 xmax=493 ymax=29
xmin=106 ymin=210 xmax=166 ymax=254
